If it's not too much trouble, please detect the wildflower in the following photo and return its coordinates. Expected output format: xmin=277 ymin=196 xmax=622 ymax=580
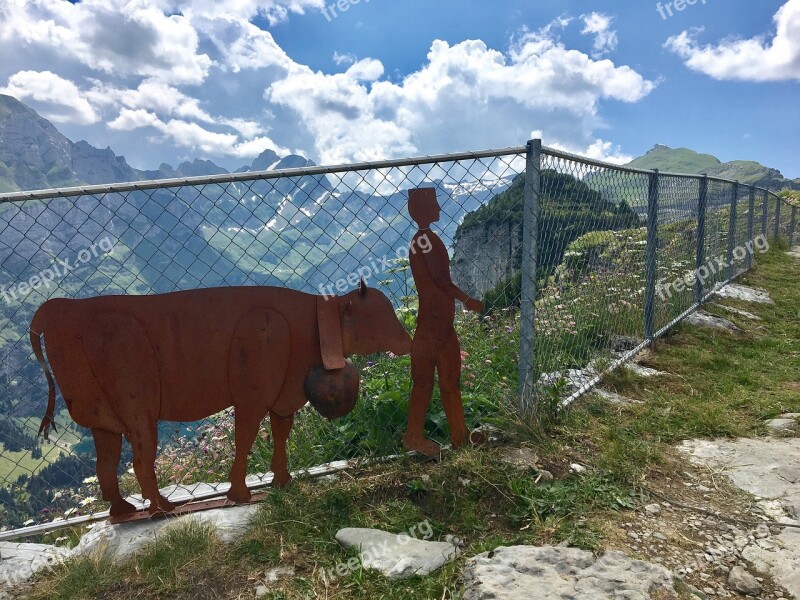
xmin=80 ymin=497 xmax=96 ymax=506
xmin=23 ymin=519 xmax=34 ymax=526
xmin=82 ymin=476 xmax=98 ymax=484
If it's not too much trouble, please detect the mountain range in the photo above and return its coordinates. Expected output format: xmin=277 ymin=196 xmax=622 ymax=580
xmin=0 ymin=94 xmax=280 ymax=193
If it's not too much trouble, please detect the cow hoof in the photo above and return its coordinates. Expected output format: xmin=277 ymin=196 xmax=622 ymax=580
xmin=273 ymin=473 xmax=292 ymax=487
xmin=403 ymin=435 xmax=441 ymax=458
xmin=452 ymin=429 xmax=488 ymax=449
xmin=226 ymin=488 xmax=252 ymax=504
xmin=109 ymin=500 xmax=137 ymax=517
xmin=148 ymin=496 xmax=176 ymax=515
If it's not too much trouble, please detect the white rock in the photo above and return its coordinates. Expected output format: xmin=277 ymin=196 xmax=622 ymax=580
xmin=644 ymin=503 xmax=662 ymax=516
xmin=71 ymin=503 xmax=260 ymax=561
xmin=713 ymin=284 xmax=774 ymax=305
xmin=461 ymin=546 xmax=675 ymax=600
xmin=685 ymin=311 xmax=743 ymax=334
xmin=709 ymin=303 xmax=762 ymax=321
xmin=0 ymin=542 xmax=71 ymax=589
xmin=335 ymin=528 xmax=459 ymax=580
xmin=728 ymin=565 xmax=762 ymax=596
xmin=624 ymin=362 xmax=670 ymax=378
xmin=594 ymin=389 xmax=642 ymax=405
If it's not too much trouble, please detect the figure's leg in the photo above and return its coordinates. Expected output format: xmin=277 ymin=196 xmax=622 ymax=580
xmin=439 ymin=331 xmax=486 ymax=448
xmin=269 ymin=412 xmax=294 ymax=487
xmin=227 ymin=409 xmax=267 ymax=503
xmin=93 ymin=428 xmax=136 ymax=517
xmin=128 ymin=421 xmax=175 ymax=515
xmin=404 ymin=334 xmax=441 ymax=457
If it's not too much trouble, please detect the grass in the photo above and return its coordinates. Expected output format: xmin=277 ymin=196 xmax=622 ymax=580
xmin=24 ymin=245 xmax=800 ymax=599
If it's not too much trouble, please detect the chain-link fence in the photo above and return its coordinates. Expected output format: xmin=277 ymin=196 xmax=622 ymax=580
xmin=0 ymin=141 xmax=795 ymax=539
xmin=518 ymin=144 xmax=794 ymax=405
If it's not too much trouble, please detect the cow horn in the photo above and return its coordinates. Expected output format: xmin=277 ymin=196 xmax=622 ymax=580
xmin=359 ymin=278 xmax=368 ymax=297
xmin=317 ymin=295 xmax=346 ymax=370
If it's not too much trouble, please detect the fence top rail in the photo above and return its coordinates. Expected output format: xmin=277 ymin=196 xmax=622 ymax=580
xmin=0 ymin=141 xmax=786 ymax=204
xmin=541 ymin=145 xmax=782 ymax=198
xmin=0 ymin=146 xmax=528 ymax=204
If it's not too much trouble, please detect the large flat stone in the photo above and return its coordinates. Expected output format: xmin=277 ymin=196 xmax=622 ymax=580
xmin=336 ymin=527 xmax=459 ymax=580
xmin=461 ymin=545 xmax=676 ymax=599
xmin=0 ymin=542 xmax=70 ymax=590
xmin=685 ymin=310 xmax=743 ymax=334
xmin=71 ymin=503 xmax=260 ymax=561
xmin=713 ymin=284 xmax=774 ymax=304
xmin=680 ymin=437 xmax=800 ymax=597
xmin=624 ymin=362 xmax=670 ymax=378
xmin=710 ymin=303 xmax=762 ymax=321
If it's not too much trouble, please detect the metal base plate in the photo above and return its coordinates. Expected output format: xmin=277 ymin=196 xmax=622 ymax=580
xmin=108 ymin=493 xmax=267 ymax=525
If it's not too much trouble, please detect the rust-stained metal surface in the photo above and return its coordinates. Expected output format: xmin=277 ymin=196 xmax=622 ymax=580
xmin=108 ymin=493 xmax=268 ymax=525
xmin=404 ymin=188 xmax=486 ymax=457
xmin=30 ymin=283 xmax=411 ymax=516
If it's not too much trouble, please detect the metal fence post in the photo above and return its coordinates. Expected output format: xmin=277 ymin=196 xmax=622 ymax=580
xmin=747 ymin=186 xmax=755 ymax=271
xmin=695 ymin=176 xmax=708 ymax=306
xmin=762 ymin=189 xmax=769 ymax=238
xmin=519 ymin=139 xmax=541 ymax=407
xmin=791 ymin=205 xmax=798 ymax=248
xmin=774 ymin=194 xmax=782 ymax=242
xmin=644 ymin=170 xmax=659 ymax=341
xmin=726 ymin=182 xmax=738 ymax=282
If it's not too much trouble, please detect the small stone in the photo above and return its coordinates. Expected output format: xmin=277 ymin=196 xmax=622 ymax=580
xmin=255 ymin=585 xmax=269 ymax=598
xmin=570 ymin=463 xmax=587 ymax=474
xmin=727 ymin=565 xmax=762 ymax=596
xmin=644 ymin=503 xmax=662 ymax=516
xmin=535 ymin=469 xmax=554 ymax=482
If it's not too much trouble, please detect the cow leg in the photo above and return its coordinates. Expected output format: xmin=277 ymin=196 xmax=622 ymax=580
xmin=93 ymin=428 xmax=136 ymax=517
xmin=226 ymin=413 xmax=265 ymax=503
xmin=129 ymin=423 xmax=175 ymax=515
xmin=269 ymin=412 xmax=294 ymax=487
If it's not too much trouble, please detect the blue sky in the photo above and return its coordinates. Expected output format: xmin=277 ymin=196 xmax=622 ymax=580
xmin=1 ymin=0 xmax=798 ymax=177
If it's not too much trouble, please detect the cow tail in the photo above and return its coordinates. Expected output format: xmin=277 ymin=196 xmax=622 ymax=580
xmin=30 ymin=310 xmax=57 ymax=440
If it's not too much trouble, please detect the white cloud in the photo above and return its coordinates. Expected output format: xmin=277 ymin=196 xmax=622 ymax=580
xmin=268 ymin=22 xmax=656 ymax=164
xmin=0 ymin=70 xmax=100 ymax=124
xmin=581 ymin=12 xmax=618 ymax=58
xmin=107 ymin=107 xmax=287 ymax=158
xmin=0 ymin=0 xmax=212 ymax=84
xmin=333 ymin=51 xmax=357 ymax=66
xmin=176 ymin=0 xmax=324 ymax=26
xmin=665 ymin=0 xmax=800 ymax=82
xmin=107 ymin=108 xmax=162 ymax=131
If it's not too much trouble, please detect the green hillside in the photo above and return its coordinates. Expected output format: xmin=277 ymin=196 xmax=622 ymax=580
xmin=626 ymin=145 xmax=721 ymax=173
xmin=626 ymin=145 xmax=800 ymax=191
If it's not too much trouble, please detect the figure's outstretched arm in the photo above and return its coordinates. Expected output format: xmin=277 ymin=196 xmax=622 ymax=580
xmin=421 ymin=243 xmax=483 ymax=312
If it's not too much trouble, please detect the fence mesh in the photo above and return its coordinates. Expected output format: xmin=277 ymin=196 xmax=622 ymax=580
xmin=0 ymin=143 xmax=795 ymax=537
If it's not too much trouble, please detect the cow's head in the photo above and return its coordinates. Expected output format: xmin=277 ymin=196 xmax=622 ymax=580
xmin=338 ymin=280 xmax=412 ymax=359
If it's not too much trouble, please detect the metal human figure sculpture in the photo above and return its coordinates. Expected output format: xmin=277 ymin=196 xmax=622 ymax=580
xmin=403 ymin=188 xmax=485 ymax=457
xmin=32 ymin=281 xmax=411 ymax=516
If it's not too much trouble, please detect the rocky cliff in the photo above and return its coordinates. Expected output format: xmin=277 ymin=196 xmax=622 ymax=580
xmin=452 ymin=172 xmax=641 ymax=302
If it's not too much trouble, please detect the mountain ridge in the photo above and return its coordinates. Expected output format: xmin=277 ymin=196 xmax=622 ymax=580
xmin=0 ymin=95 xmax=302 ymax=193
xmin=625 ymin=144 xmax=800 ymax=191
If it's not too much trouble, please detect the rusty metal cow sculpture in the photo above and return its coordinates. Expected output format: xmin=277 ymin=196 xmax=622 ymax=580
xmin=31 ymin=280 xmax=411 ymax=516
